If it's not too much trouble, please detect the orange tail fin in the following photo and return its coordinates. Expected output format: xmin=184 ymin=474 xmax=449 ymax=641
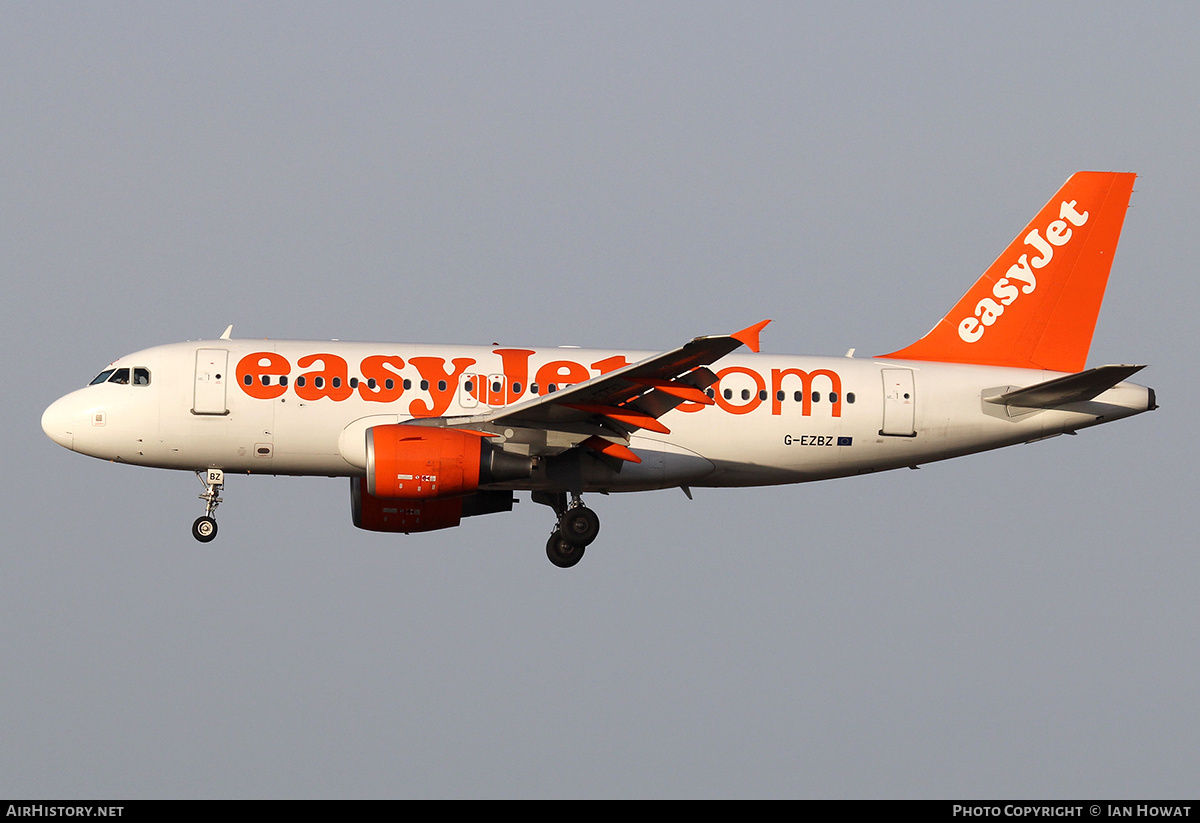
xmin=879 ymin=171 xmax=1136 ymax=373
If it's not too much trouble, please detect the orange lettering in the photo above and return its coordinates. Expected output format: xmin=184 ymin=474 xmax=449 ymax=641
xmin=236 ymin=351 xmax=289 ymax=400
xmin=590 ymin=355 xmax=629 ymax=375
xmin=295 ymin=354 xmax=353 ymax=402
xmin=493 ymin=349 xmax=536 ymax=405
xmin=358 ymin=355 xmax=406 ymax=403
xmin=713 ymin=366 xmax=765 ymax=415
xmin=409 ymin=357 xmax=475 ymax=417
xmin=534 ymin=360 xmax=590 ymax=393
xmin=771 ymin=368 xmax=842 ymax=417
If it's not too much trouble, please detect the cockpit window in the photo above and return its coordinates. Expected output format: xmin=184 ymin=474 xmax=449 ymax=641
xmin=89 ymin=367 xmax=151 ymax=386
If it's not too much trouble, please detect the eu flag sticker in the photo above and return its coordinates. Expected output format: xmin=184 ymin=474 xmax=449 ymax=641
xmin=837 ymin=437 xmax=853 ymax=446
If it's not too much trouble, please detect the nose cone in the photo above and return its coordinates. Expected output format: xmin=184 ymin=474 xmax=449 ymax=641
xmin=41 ymin=394 xmax=78 ymax=451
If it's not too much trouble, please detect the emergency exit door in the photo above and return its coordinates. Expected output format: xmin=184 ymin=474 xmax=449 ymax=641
xmin=880 ymin=368 xmax=916 ymax=437
xmin=193 ymin=349 xmax=229 ymax=415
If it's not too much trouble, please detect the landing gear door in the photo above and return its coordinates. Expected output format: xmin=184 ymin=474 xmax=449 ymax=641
xmin=880 ymin=368 xmax=916 ymax=437
xmin=193 ymin=348 xmax=229 ymax=415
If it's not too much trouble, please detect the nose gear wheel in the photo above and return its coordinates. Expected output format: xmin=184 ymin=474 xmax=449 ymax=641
xmin=192 ymin=469 xmax=224 ymax=543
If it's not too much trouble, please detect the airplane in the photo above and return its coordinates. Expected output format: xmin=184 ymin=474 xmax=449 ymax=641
xmin=41 ymin=171 xmax=1155 ymax=567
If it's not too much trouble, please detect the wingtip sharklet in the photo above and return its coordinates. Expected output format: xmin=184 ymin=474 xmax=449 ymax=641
xmin=732 ymin=319 xmax=772 ymax=353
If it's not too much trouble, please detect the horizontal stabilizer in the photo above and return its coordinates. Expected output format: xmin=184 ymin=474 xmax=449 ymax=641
xmin=984 ymin=364 xmax=1145 ymax=409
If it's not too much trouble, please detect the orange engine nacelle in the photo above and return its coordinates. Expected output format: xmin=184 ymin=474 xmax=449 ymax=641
xmin=367 ymin=425 xmax=482 ymax=498
xmin=364 ymin=424 xmax=533 ymax=499
xmin=351 ymin=477 xmax=515 ymax=533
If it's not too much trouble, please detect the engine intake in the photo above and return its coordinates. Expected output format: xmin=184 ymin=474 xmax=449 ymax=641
xmin=365 ymin=424 xmax=531 ymax=499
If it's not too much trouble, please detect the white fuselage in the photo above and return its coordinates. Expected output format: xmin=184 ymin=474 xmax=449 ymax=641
xmin=41 ymin=338 xmax=1154 ymax=493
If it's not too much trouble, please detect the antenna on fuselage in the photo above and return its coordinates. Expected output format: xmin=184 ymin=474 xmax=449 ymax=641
xmin=220 ymin=325 xmax=233 ymax=340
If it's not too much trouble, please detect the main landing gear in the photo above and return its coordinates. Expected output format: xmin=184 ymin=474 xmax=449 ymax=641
xmin=535 ymin=491 xmax=600 ymax=568
xmin=192 ymin=468 xmax=224 ymax=543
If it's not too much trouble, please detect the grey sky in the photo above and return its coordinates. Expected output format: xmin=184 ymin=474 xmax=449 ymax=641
xmin=2 ymin=2 xmax=1197 ymax=798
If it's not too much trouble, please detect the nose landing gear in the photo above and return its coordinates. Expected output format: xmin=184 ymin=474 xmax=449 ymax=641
xmin=535 ymin=491 xmax=600 ymax=568
xmin=192 ymin=468 xmax=224 ymax=543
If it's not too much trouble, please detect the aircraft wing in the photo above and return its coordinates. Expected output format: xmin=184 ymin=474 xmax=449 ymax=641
xmin=432 ymin=320 xmax=770 ymax=462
